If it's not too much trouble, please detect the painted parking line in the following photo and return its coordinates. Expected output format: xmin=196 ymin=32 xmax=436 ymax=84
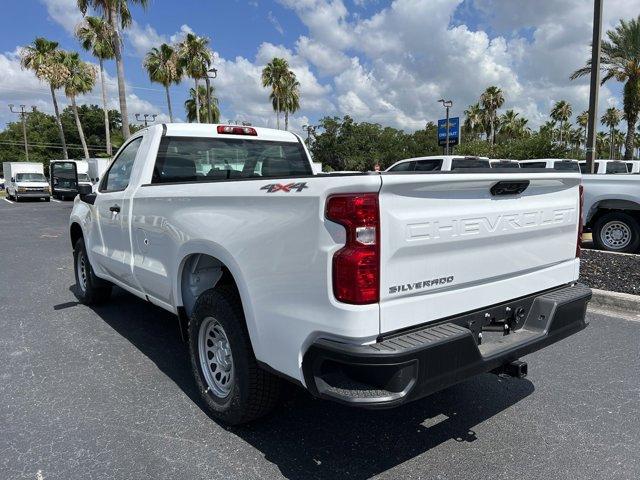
xmin=51 ymin=198 xmax=62 ymax=203
xmin=3 ymin=198 xmax=15 ymax=205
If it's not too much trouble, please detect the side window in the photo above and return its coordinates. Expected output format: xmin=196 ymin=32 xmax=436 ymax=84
xmin=388 ymin=161 xmax=414 ymax=172
xmin=606 ymin=162 xmax=628 ymax=174
xmin=414 ymin=160 xmax=442 ymax=172
xmin=521 ymin=162 xmax=547 ymax=169
xmin=101 ymin=137 xmax=143 ymax=192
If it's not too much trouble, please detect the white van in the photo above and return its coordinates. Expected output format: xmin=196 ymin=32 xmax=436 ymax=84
xmin=87 ymin=158 xmax=111 ymax=184
xmin=3 ymin=162 xmax=50 ymax=202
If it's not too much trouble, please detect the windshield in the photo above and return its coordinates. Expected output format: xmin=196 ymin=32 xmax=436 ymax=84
xmin=16 ymin=173 xmax=46 ymax=182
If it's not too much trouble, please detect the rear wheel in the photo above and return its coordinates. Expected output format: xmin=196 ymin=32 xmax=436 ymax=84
xmin=593 ymin=212 xmax=640 ymax=253
xmin=188 ymin=286 xmax=282 ymax=425
xmin=73 ymin=238 xmax=112 ymax=304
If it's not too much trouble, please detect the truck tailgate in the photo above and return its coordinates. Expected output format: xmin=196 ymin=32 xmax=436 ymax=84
xmin=378 ymin=172 xmax=582 ymax=334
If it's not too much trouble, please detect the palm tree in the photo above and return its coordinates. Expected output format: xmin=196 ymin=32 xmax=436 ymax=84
xmin=20 ymin=37 xmax=69 ymax=159
xmin=499 ymin=109 xmax=521 ymax=139
xmin=577 ymin=110 xmax=589 ymax=149
xmin=262 ymin=57 xmax=291 ymax=130
xmin=76 ymin=16 xmax=115 ymax=156
xmin=270 ymin=72 xmax=300 ymax=131
xmin=178 ymin=33 xmax=212 ymax=123
xmin=144 ymin=43 xmax=182 ymax=122
xmin=571 ymin=16 xmax=640 ymax=160
xmin=62 ymin=51 xmax=96 ymax=159
xmin=480 ymin=86 xmax=504 ymax=145
xmin=463 ymin=103 xmax=485 ymax=140
xmin=550 ymin=100 xmax=573 ymax=146
xmin=77 ymin=0 xmax=149 ymax=139
xmin=540 ymin=120 xmax=557 ymax=140
xmin=569 ymin=128 xmax=583 ymax=156
xmin=596 ymin=131 xmax=608 ymax=157
xmin=185 ymin=85 xmax=219 ymax=123
xmin=601 ymin=107 xmax=622 ymax=158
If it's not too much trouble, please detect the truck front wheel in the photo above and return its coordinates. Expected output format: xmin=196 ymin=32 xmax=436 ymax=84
xmin=188 ymin=286 xmax=282 ymax=425
xmin=73 ymin=238 xmax=112 ymax=304
xmin=593 ymin=212 xmax=640 ymax=253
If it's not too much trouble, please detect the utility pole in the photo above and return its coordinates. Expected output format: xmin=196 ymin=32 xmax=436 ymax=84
xmin=135 ymin=113 xmax=158 ymax=128
xmin=9 ymin=105 xmax=37 ymax=161
xmin=438 ymin=99 xmax=453 ymax=155
xmin=204 ymin=68 xmax=218 ymax=124
xmin=586 ymin=0 xmax=603 ymax=173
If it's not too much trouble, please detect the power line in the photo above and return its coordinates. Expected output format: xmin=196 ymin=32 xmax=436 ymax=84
xmin=0 ymin=140 xmax=108 ymax=151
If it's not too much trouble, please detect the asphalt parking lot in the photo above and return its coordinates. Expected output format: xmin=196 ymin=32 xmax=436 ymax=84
xmin=1 ymin=199 xmax=639 ymax=480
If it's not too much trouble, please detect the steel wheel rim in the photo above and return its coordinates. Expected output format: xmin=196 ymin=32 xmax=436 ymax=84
xmin=77 ymin=250 xmax=88 ymax=293
xmin=198 ymin=317 xmax=234 ymax=398
xmin=601 ymin=221 xmax=631 ymax=249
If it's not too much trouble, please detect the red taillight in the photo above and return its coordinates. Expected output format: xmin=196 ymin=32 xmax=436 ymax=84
xmin=577 ymin=184 xmax=584 ymax=258
xmin=216 ymin=125 xmax=258 ymax=136
xmin=326 ymin=193 xmax=379 ymax=304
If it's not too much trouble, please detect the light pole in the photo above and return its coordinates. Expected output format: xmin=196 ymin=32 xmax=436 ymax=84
xmin=585 ymin=0 xmax=603 ymax=173
xmin=302 ymin=124 xmax=317 ymax=146
xmin=135 ymin=113 xmax=157 ymax=127
xmin=204 ymin=67 xmax=218 ymax=124
xmin=438 ymin=99 xmax=453 ymax=155
xmin=9 ymin=104 xmax=37 ymax=161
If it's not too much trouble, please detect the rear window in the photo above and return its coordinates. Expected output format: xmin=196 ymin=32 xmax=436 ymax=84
xmin=414 ymin=159 xmax=442 ymax=171
xmin=520 ymin=162 xmax=547 ymax=169
xmin=553 ymin=161 xmax=580 ymax=172
xmin=579 ymin=163 xmax=589 ymax=173
xmin=491 ymin=161 xmax=520 ymax=169
xmin=152 ymin=137 xmax=312 ymax=183
xmin=451 ymin=158 xmax=490 ymax=169
xmin=606 ymin=162 xmax=629 ymax=174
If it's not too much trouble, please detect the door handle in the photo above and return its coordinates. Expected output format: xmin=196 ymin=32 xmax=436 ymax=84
xmin=109 ymin=204 xmax=121 ymax=213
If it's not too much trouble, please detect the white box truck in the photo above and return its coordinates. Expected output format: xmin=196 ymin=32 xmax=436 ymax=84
xmin=87 ymin=158 xmax=111 ymax=184
xmin=3 ymin=162 xmax=50 ymax=202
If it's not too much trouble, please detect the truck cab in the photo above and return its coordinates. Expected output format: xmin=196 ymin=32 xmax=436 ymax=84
xmin=386 ymin=155 xmax=490 ymax=172
xmin=520 ymin=159 xmax=581 ymax=172
xmin=579 ymin=160 xmax=630 ymax=174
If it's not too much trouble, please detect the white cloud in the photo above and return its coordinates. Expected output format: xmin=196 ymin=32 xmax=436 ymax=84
xmin=40 ymin=0 xmax=83 ymax=35
xmin=267 ymin=11 xmax=285 ymax=35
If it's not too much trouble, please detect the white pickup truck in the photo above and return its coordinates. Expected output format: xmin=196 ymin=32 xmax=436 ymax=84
xmin=69 ymin=124 xmax=591 ymax=424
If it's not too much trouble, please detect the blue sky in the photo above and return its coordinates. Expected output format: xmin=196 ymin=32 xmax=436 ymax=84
xmin=0 ymin=0 xmax=634 ymax=134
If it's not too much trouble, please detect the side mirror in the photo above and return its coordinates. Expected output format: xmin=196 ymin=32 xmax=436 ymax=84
xmin=78 ymin=184 xmax=97 ymax=205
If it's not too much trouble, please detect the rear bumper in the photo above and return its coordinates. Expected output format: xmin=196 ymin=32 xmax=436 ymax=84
xmin=302 ymin=283 xmax=591 ymax=408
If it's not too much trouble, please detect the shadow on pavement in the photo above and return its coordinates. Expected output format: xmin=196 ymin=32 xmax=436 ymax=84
xmin=65 ymin=285 xmax=535 ymax=480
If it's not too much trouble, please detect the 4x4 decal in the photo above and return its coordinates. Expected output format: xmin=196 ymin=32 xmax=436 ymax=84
xmin=261 ymin=182 xmax=308 ymax=193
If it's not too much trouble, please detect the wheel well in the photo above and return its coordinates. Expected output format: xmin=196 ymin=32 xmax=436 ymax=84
xmin=180 ymin=254 xmax=239 ymax=318
xmin=70 ymin=223 xmax=83 ymax=248
xmin=587 ymin=201 xmax=640 ymax=229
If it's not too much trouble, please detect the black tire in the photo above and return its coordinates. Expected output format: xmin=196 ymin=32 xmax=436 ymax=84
xmin=14 ymin=194 xmax=20 ymax=202
xmin=73 ymin=238 xmax=112 ymax=304
xmin=188 ymin=286 xmax=282 ymax=425
xmin=593 ymin=212 xmax=640 ymax=253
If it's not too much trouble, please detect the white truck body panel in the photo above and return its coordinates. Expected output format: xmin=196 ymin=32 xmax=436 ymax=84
xmin=70 ymin=124 xmax=584 ymax=385
xmin=377 ymin=173 xmax=581 ymax=333
xmin=582 ymin=175 xmax=640 ymax=223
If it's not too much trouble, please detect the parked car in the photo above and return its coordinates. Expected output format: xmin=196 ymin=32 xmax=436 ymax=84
xmin=386 ymin=155 xmax=490 ymax=172
xmin=2 ymin=162 xmax=50 ymax=202
xmin=68 ymin=123 xmax=590 ymax=424
xmin=582 ymin=174 xmax=640 ymax=252
xmin=625 ymin=160 xmax=640 ymax=174
xmin=519 ymin=159 xmax=580 ymax=171
xmin=579 ymin=160 xmax=630 ymax=174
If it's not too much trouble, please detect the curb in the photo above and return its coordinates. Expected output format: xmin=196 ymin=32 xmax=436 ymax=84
xmin=589 ymin=288 xmax=640 ymax=313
